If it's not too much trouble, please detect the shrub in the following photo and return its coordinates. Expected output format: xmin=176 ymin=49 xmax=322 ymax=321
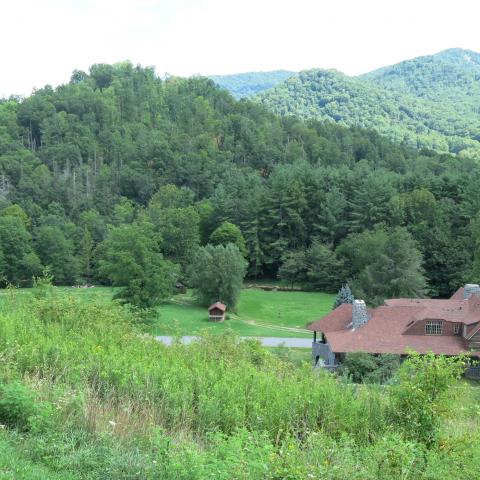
xmin=0 ymin=382 xmax=52 ymax=432
xmin=340 ymin=352 xmax=400 ymax=383
xmin=389 ymin=352 xmax=466 ymax=444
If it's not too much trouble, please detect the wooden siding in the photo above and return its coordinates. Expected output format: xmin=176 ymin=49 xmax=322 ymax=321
xmin=465 ymin=322 xmax=480 ymax=338
xmin=468 ymin=325 xmax=480 ymax=350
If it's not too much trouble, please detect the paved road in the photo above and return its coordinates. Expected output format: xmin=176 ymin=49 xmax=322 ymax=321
xmin=155 ymin=335 xmax=312 ymax=348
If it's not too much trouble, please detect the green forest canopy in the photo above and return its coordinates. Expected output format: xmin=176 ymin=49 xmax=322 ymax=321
xmin=1 ymin=61 xmax=480 ymax=301
xmin=255 ymin=48 xmax=480 ymax=158
xmin=209 ymin=70 xmax=294 ymax=98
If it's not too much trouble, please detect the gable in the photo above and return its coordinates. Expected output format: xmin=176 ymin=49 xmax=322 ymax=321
xmin=403 ymin=319 xmax=460 ymax=336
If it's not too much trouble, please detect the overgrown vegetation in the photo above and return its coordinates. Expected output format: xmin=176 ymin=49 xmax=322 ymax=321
xmin=0 ymin=286 xmax=478 ymax=478
xmin=340 ymin=352 xmax=401 ymax=384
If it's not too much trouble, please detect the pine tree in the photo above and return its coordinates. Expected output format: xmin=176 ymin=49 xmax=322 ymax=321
xmin=333 ymin=284 xmax=355 ymax=309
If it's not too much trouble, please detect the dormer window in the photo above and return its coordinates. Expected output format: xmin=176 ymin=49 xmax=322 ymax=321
xmin=425 ymin=320 xmax=443 ymax=335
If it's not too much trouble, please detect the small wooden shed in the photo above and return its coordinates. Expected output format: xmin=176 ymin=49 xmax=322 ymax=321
xmin=208 ymin=302 xmax=226 ymax=322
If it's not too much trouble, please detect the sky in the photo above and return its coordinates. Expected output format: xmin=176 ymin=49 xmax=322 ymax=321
xmin=2 ymin=0 xmax=480 ymax=97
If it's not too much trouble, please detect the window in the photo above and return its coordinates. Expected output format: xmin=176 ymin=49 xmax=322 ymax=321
xmin=425 ymin=320 xmax=443 ymax=335
xmin=453 ymin=323 xmax=460 ymax=334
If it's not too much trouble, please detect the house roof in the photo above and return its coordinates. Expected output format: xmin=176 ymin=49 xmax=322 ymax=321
xmin=323 ymin=306 xmax=470 ymax=355
xmin=384 ymin=295 xmax=480 ymax=325
xmin=450 ymin=287 xmax=465 ymax=300
xmin=208 ymin=302 xmax=226 ymax=312
xmin=308 ymin=291 xmax=480 ymax=356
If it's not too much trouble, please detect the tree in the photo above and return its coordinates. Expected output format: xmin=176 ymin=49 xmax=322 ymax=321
xmin=34 ymin=225 xmax=79 ymax=284
xmin=337 ymin=227 xmax=427 ymax=305
xmin=304 ymin=241 xmax=343 ymax=292
xmin=189 ymin=244 xmax=247 ymax=308
xmin=311 ymin=186 xmax=348 ymax=246
xmin=209 ymin=221 xmax=247 ymax=257
xmin=278 ymin=250 xmax=307 ymax=288
xmin=333 ymin=284 xmax=355 ymax=309
xmin=148 ymin=189 xmax=200 ymax=269
xmin=79 ymin=227 xmax=94 ymax=282
xmin=0 ymin=216 xmax=42 ymax=286
xmin=0 ymin=204 xmax=30 ymax=227
xmin=98 ymin=223 xmax=179 ymax=308
xmin=89 ymin=63 xmax=114 ymax=90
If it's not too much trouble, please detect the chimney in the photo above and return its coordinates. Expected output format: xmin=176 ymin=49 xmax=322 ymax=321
xmin=463 ymin=284 xmax=480 ymax=299
xmin=352 ymin=299 xmax=369 ymax=329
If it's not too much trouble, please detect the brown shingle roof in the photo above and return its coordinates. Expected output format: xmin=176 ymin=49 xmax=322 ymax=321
xmin=384 ymin=295 xmax=480 ymax=325
xmin=307 ymin=303 xmax=354 ymax=332
xmin=308 ymin=293 xmax=480 ymax=356
xmin=208 ymin=302 xmax=226 ymax=312
xmin=324 ymin=306 xmax=469 ymax=355
xmin=450 ymin=287 xmax=465 ymax=300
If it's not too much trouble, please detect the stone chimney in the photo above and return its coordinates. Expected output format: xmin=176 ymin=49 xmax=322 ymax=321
xmin=464 ymin=284 xmax=480 ymax=299
xmin=352 ymin=299 xmax=369 ymax=329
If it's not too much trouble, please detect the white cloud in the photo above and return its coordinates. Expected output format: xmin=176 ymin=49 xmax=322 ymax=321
xmin=1 ymin=0 xmax=480 ymax=96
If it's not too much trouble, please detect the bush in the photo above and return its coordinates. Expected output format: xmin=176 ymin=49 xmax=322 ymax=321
xmin=0 ymin=382 xmax=52 ymax=432
xmin=340 ymin=352 xmax=400 ymax=383
xmin=389 ymin=352 xmax=466 ymax=444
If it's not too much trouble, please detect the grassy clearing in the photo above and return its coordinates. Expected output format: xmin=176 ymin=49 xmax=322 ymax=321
xmin=0 ymin=286 xmax=334 ymax=338
xmin=147 ymin=288 xmax=335 ymax=337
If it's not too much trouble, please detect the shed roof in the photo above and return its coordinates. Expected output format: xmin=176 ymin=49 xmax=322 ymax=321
xmin=208 ymin=302 xmax=226 ymax=312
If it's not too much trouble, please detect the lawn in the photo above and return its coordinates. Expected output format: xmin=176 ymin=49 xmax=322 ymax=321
xmin=147 ymin=288 xmax=335 ymax=338
xmin=0 ymin=286 xmax=335 ymax=338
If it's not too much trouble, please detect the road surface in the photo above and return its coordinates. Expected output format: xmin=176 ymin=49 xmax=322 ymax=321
xmin=155 ymin=335 xmax=312 ymax=348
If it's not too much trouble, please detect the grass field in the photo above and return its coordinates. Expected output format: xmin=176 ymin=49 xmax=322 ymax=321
xmin=147 ymin=288 xmax=335 ymax=337
xmin=0 ymin=286 xmax=334 ymax=338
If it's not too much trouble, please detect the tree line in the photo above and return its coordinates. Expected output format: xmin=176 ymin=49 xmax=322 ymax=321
xmin=1 ymin=62 xmax=480 ymax=306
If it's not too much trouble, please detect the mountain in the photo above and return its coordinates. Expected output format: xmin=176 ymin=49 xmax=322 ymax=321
xmin=209 ymin=70 xmax=294 ymax=98
xmin=362 ymin=48 xmax=480 ymax=104
xmin=361 ymin=48 xmax=480 ymax=120
xmin=255 ymin=49 xmax=480 ymax=157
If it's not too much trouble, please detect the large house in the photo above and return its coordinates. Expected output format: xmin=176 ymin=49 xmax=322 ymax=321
xmin=309 ymin=283 xmax=480 ymax=368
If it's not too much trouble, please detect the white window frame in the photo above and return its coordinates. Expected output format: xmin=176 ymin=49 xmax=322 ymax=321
xmin=425 ymin=320 xmax=443 ymax=335
xmin=453 ymin=323 xmax=460 ymax=334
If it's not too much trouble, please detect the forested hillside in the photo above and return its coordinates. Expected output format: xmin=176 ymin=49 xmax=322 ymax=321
xmin=256 ymin=49 xmax=480 ymax=158
xmin=209 ymin=70 xmax=294 ymax=98
xmin=362 ymin=48 xmax=480 ymax=107
xmin=1 ymin=62 xmax=480 ymax=300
